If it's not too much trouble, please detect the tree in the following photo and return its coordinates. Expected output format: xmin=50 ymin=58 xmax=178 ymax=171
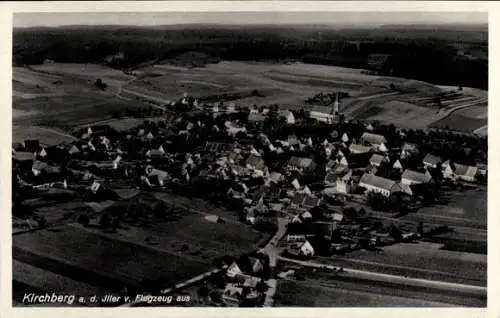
xmin=100 ymin=213 xmax=112 ymax=229
xmin=77 ymin=214 xmax=90 ymax=227
xmin=256 ymin=279 xmax=269 ymax=293
xmin=197 ymin=286 xmax=210 ymax=298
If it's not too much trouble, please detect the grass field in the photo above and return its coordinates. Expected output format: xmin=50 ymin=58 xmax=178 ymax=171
xmin=12 ymin=125 xmax=77 ymax=146
xmin=13 ymin=260 xmax=106 ymax=297
xmin=429 ymin=113 xmax=487 ymax=132
xmin=275 ymin=279 xmax=467 ymax=307
xmin=13 ymin=226 xmax=209 ymax=288
xmin=327 ymin=241 xmax=486 ymax=286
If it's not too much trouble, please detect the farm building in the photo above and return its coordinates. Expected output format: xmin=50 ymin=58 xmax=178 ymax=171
xmin=423 ymin=154 xmax=442 ymax=169
xmin=324 ymin=169 xmax=353 ymax=194
xmin=227 ymin=262 xmax=243 ymax=278
xmin=358 ymin=173 xmax=401 ymax=197
xmin=401 ymin=169 xmax=433 ymax=185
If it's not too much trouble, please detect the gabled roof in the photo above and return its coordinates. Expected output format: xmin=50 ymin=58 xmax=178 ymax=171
xmin=401 ymin=169 xmax=432 ymax=183
xmin=324 ymin=172 xmax=338 ymax=183
xmin=349 ymin=143 xmax=371 ymax=154
xmin=246 ymin=154 xmax=266 ymax=171
xmin=361 ymin=132 xmax=387 ymax=145
xmin=303 ymin=196 xmax=321 ymax=209
xmin=423 ymin=154 xmax=441 ymax=166
xmin=369 ymin=154 xmax=386 ymax=166
xmin=402 ymin=142 xmax=419 ymax=152
xmin=288 ymin=156 xmax=314 ymax=169
xmin=310 ymin=105 xmax=334 ymax=115
xmin=359 ymin=173 xmax=396 ymax=192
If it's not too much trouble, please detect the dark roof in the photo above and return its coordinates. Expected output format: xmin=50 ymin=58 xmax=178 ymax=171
xmin=359 ymin=173 xmax=396 ymax=192
xmin=423 ymin=154 xmax=441 ymax=166
xmin=245 ymin=154 xmax=266 ymax=171
xmin=401 ymin=169 xmax=432 ymax=183
xmin=303 ymin=196 xmax=321 ymax=209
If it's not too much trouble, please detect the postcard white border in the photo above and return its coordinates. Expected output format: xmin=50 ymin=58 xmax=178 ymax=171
xmin=1 ymin=2 xmax=498 ymax=318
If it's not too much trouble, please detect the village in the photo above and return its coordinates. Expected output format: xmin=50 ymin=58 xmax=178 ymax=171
xmin=12 ymin=91 xmax=487 ymax=307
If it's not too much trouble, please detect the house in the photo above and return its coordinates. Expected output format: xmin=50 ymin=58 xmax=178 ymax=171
xmin=338 ymin=153 xmax=371 ymax=169
xmin=222 ymin=283 xmax=243 ymax=305
xmin=268 ymin=172 xmax=284 ymax=184
xmin=89 ymin=180 xmax=104 ymax=194
xmin=35 ymin=147 xmax=48 ymax=158
xmin=401 ymin=142 xmax=419 ymax=159
xmin=442 ymin=161 xmax=478 ymax=182
xmin=248 ymin=113 xmax=267 ymax=123
xmin=302 ymin=195 xmax=322 ymax=210
xmin=360 ymin=132 xmax=387 ymax=147
xmin=145 ymin=166 xmax=170 ymax=187
xmin=66 ymin=144 xmax=81 ymax=156
xmin=324 ymin=169 xmax=353 ymax=194
xmin=245 ymin=154 xmax=267 ymax=176
xmin=341 ymin=133 xmax=349 ymax=143
xmin=369 ymin=154 xmax=388 ymax=167
xmin=227 ymin=261 xmax=243 ymax=278
xmin=401 ymin=169 xmax=432 ymax=185
xmin=299 ymin=241 xmax=315 ymax=257
xmin=358 ymin=173 xmax=401 ymax=197
xmin=392 ymin=160 xmax=403 ymax=171
xmin=310 ymin=106 xmax=335 ymax=123
xmin=287 ymin=156 xmax=315 ymax=172
xmin=423 ymin=154 xmax=441 ymax=169
xmin=287 ymin=134 xmax=300 ymax=147
xmin=349 ymin=143 xmax=372 ymax=154
xmin=279 ymin=110 xmax=296 ymax=124
xmin=32 ymin=160 xmax=60 ymax=176
xmin=248 ymin=257 xmax=264 ymax=274
xmin=286 ymin=234 xmax=306 ymax=242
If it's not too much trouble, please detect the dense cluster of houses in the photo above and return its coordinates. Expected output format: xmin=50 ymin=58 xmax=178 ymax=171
xmin=12 ymin=93 xmax=487 ymax=259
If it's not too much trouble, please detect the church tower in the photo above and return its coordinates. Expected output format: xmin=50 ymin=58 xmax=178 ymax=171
xmin=333 ymin=93 xmax=340 ymax=115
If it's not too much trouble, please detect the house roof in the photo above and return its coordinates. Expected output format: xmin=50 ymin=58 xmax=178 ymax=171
xmin=246 ymin=154 xmax=266 ymax=171
xmin=310 ymin=105 xmax=334 ymax=115
xmin=361 ymin=132 xmax=387 ymax=145
xmin=288 ymin=156 xmax=314 ymax=168
xmin=402 ymin=169 xmax=432 ymax=183
xmin=452 ymin=163 xmax=478 ymax=178
xmin=248 ymin=114 xmax=267 ymax=122
xmin=349 ymin=143 xmax=372 ymax=154
xmin=359 ymin=173 xmax=396 ymax=192
xmin=402 ymin=142 xmax=418 ymax=152
xmin=303 ymin=196 xmax=321 ymax=208
xmin=324 ymin=172 xmax=338 ymax=183
xmin=423 ymin=154 xmax=441 ymax=166
xmin=279 ymin=110 xmax=293 ymax=117
xmin=370 ymin=154 xmax=386 ymax=165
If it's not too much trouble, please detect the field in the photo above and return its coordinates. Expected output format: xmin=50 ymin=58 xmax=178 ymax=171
xmin=274 ymin=278 xmax=481 ymax=307
xmin=12 ymin=191 xmax=269 ymax=295
xmin=13 ymin=226 xmax=209 ymax=291
xmin=12 ymin=125 xmax=77 ymax=146
xmin=13 ymin=61 xmax=487 ymax=132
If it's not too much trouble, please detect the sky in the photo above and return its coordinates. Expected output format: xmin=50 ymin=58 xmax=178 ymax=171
xmin=14 ymin=12 xmax=488 ymax=28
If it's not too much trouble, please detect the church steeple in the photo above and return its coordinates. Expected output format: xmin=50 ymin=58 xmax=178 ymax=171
xmin=333 ymin=93 xmax=340 ymax=115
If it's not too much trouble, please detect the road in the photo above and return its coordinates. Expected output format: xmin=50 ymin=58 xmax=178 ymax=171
xmin=278 ymin=256 xmax=486 ymax=296
xmin=259 ymin=217 xmax=289 ymax=267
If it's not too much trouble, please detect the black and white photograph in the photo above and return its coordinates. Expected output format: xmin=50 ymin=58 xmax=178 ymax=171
xmin=10 ymin=8 xmax=489 ymax=309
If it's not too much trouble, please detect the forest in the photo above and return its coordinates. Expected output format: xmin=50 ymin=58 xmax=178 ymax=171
xmin=13 ymin=24 xmax=488 ymax=89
